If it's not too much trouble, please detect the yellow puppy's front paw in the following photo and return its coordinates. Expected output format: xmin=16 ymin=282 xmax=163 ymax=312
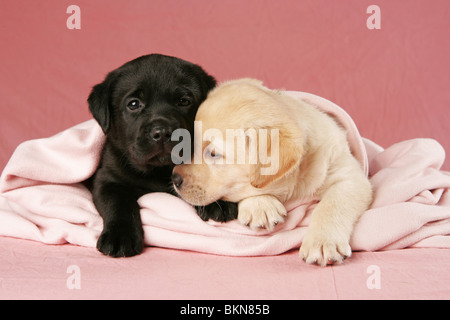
xmin=299 ymin=230 xmax=352 ymax=267
xmin=238 ymin=195 xmax=287 ymax=231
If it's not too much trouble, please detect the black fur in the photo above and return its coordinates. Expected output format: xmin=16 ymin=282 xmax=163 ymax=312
xmin=88 ymin=54 xmax=237 ymax=257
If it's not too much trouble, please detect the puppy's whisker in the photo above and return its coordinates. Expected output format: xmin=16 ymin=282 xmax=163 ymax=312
xmin=167 ymin=181 xmax=176 ymax=194
xmin=197 ymin=206 xmax=205 ymax=215
xmin=213 ymin=200 xmax=223 ymax=211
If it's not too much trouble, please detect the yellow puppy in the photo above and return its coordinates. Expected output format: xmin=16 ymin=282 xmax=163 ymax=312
xmin=173 ymin=78 xmax=372 ymax=266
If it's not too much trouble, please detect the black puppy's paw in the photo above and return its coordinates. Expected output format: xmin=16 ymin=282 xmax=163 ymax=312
xmin=196 ymin=200 xmax=238 ymax=222
xmin=96 ymin=225 xmax=144 ymax=258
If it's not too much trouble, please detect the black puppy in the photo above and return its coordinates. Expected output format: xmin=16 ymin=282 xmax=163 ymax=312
xmin=88 ymin=54 xmax=237 ymax=257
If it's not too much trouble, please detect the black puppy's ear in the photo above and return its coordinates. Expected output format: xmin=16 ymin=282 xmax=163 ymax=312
xmin=87 ymin=71 xmax=118 ymax=134
xmin=201 ymin=72 xmax=217 ymax=97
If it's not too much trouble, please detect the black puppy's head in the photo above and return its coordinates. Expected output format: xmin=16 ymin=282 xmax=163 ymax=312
xmin=88 ymin=54 xmax=216 ymax=172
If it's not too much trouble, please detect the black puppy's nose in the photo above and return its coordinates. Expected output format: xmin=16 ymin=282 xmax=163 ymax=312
xmin=172 ymin=173 xmax=183 ymax=188
xmin=150 ymin=127 xmax=172 ymax=142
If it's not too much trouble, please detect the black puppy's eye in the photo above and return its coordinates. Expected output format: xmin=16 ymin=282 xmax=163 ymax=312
xmin=177 ymin=98 xmax=191 ymax=107
xmin=127 ymin=99 xmax=142 ymax=111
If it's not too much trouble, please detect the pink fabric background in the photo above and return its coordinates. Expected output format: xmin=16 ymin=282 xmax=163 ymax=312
xmin=1 ymin=0 xmax=450 ymax=172
xmin=1 ymin=0 xmax=450 ymax=300
xmin=1 ymin=237 xmax=450 ymax=300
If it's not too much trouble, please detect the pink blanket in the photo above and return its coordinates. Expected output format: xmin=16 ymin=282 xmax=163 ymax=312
xmin=1 ymin=92 xmax=450 ymax=256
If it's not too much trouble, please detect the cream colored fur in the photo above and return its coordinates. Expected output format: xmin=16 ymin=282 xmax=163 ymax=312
xmin=174 ymin=78 xmax=373 ymax=266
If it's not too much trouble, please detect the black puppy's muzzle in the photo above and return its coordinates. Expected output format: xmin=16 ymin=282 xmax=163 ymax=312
xmin=130 ymin=118 xmax=184 ymax=167
xmin=143 ymin=118 xmax=179 ymax=145
xmin=149 ymin=126 xmax=172 ymax=143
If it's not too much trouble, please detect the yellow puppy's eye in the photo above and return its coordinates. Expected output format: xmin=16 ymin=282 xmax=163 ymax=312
xmin=205 ymin=148 xmax=223 ymax=160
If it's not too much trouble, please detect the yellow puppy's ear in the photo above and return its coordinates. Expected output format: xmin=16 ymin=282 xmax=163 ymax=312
xmin=241 ymin=78 xmax=264 ymax=86
xmin=223 ymin=78 xmax=264 ymax=88
xmin=250 ymin=129 xmax=302 ymax=189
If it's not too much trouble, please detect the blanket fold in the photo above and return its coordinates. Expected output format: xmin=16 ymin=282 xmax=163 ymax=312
xmin=1 ymin=91 xmax=449 ymax=256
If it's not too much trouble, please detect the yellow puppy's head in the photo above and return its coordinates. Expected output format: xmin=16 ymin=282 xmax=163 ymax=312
xmin=172 ymin=78 xmax=303 ymax=206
